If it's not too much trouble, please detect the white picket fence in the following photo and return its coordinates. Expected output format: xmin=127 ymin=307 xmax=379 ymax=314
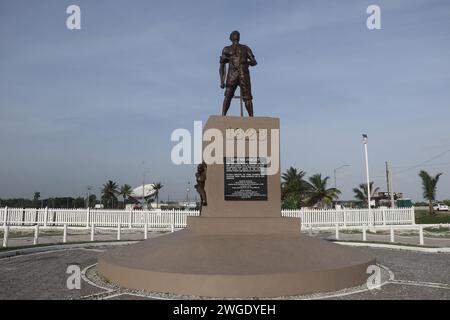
xmin=283 ymin=207 xmax=415 ymax=227
xmin=0 ymin=207 xmax=199 ymax=229
xmin=0 ymin=207 xmax=415 ymax=229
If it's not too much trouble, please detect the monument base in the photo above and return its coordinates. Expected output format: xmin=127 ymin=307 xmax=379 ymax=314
xmin=97 ymin=226 xmax=375 ymax=298
xmin=97 ymin=114 xmax=375 ymax=297
xmin=187 ymin=216 xmax=301 ymax=235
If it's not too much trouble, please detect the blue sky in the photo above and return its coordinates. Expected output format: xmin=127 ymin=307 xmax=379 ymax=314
xmin=1 ymin=0 xmax=449 ymax=201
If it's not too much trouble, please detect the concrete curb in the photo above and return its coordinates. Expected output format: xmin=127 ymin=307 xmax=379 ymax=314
xmin=0 ymin=241 xmax=139 ymax=259
xmin=336 ymin=241 xmax=450 ymax=253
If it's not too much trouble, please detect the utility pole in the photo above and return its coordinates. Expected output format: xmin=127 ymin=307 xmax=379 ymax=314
xmin=186 ymin=182 xmax=191 ymax=210
xmin=141 ymin=161 xmax=147 ymax=210
xmin=385 ymin=161 xmax=395 ymax=208
xmin=86 ymin=186 xmax=92 ymax=208
xmin=362 ymin=134 xmax=373 ymax=226
xmin=142 ymin=172 xmax=146 ymax=210
xmin=385 ymin=161 xmax=390 ymax=201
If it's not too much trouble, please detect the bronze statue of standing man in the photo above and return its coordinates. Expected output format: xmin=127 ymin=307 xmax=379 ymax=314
xmin=220 ymin=31 xmax=257 ymax=117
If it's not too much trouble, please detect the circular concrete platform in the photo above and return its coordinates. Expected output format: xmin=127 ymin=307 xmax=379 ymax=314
xmin=97 ymin=230 xmax=375 ymax=298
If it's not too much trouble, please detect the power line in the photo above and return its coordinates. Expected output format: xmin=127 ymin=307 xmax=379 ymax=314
xmin=392 ymin=149 xmax=450 ymax=175
xmin=335 ymin=149 xmax=450 ymax=182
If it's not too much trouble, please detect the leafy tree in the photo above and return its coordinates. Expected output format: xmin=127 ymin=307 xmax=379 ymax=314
xmin=1 ymin=196 xmax=93 ymax=209
xmin=88 ymin=194 xmax=97 ymax=208
xmin=353 ymin=182 xmax=379 ymax=208
xmin=33 ymin=192 xmax=40 ymax=201
xmin=305 ymin=174 xmax=341 ymax=208
xmin=101 ymin=180 xmax=119 ymax=209
xmin=281 ymin=167 xmax=310 ymax=208
xmin=152 ymin=182 xmax=163 ymax=208
xmin=418 ymin=170 xmax=443 ymax=215
xmin=73 ymin=197 xmax=85 ymax=208
xmin=33 ymin=192 xmax=41 ymax=208
xmin=119 ymin=184 xmax=133 ymax=209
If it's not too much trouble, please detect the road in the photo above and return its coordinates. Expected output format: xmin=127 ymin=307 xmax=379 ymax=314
xmin=0 ymin=240 xmax=449 ymax=300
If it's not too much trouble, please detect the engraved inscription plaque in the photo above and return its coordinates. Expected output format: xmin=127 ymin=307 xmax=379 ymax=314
xmin=224 ymin=157 xmax=267 ymax=201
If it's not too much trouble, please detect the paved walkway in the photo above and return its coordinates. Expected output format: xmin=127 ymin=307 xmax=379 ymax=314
xmin=330 ymin=247 xmax=450 ymax=299
xmin=0 ymin=235 xmax=449 ymax=300
xmin=1 ymin=228 xmax=169 ymax=248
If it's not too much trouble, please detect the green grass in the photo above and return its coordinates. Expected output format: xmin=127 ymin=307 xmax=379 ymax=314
xmin=367 ymin=230 xmax=389 ymax=235
xmin=0 ymin=229 xmax=63 ymax=238
xmin=341 ymin=229 xmax=361 ymax=234
xmin=423 ymin=226 xmax=450 ymax=233
xmin=415 ymin=209 xmax=450 ymax=224
xmin=0 ymin=239 xmax=135 ymax=253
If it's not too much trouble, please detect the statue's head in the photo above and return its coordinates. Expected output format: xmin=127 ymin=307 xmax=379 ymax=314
xmin=198 ymin=162 xmax=207 ymax=172
xmin=229 ymin=30 xmax=240 ymax=43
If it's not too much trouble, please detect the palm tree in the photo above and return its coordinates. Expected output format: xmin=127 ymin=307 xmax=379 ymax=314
xmin=353 ymin=182 xmax=379 ymax=208
xmin=119 ymin=184 xmax=133 ymax=209
xmin=101 ymin=180 xmax=119 ymax=209
xmin=419 ymin=170 xmax=443 ymax=215
xmin=281 ymin=167 xmax=310 ymax=208
xmin=33 ymin=192 xmax=41 ymax=208
xmin=305 ymin=174 xmax=341 ymax=208
xmin=152 ymin=182 xmax=163 ymax=208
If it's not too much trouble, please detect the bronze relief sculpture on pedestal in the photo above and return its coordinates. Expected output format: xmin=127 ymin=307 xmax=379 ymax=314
xmin=194 ymin=162 xmax=207 ymax=212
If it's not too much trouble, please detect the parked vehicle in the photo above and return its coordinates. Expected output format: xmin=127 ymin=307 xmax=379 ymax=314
xmin=433 ymin=203 xmax=449 ymax=211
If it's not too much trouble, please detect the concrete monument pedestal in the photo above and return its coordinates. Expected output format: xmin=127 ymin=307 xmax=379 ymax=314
xmin=98 ymin=116 xmax=375 ymax=297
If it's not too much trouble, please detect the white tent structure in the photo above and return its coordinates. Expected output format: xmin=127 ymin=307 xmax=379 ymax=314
xmin=130 ymin=184 xmax=156 ymax=200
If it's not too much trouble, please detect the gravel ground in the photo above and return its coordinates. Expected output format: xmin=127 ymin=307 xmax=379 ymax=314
xmin=0 ymin=240 xmax=449 ymax=300
xmin=0 ymin=248 xmax=103 ymax=299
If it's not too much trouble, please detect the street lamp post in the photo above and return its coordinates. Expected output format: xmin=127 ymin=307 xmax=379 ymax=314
xmin=141 ymin=161 xmax=148 ymax=210
xmin=86 ymin=186 xmax=92 ymax=208
xmin=362 ymin=134 xmax=373 ymax=227
xmin=142 ymin=172 xmax=146 ymax=210
xmin=186 ymin=182 xmax=191 ymax=210
xmin=333 ymin=165 xmax=350 ymax=189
